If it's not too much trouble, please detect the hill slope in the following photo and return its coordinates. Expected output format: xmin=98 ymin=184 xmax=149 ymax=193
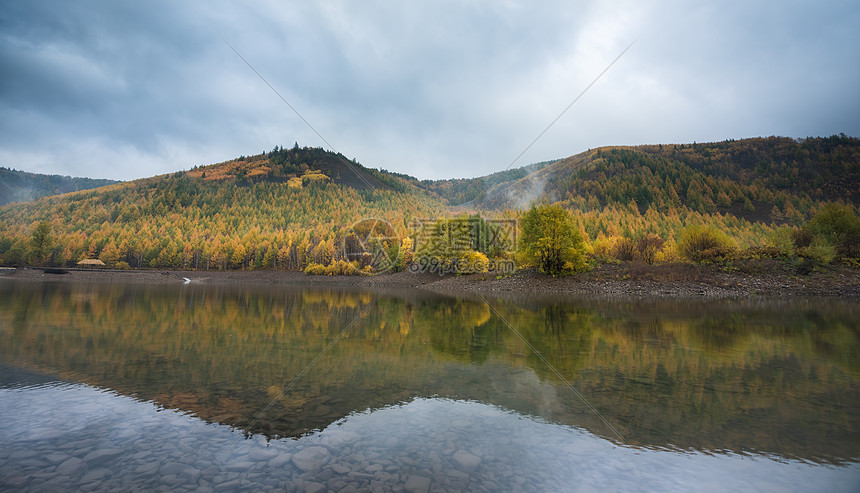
xmin=186 ymin=145 xmax=409 ymax=192
xmin=0 ymin=147 xmax=445 ymax=269
xmin=0 ymin=167 xmax=119 ymax=206
xmin=476 ymin=135 xmax=859 ymax=223
xmin=414 ymin=159 xmax=558 ymax=206
xmin=1 ymin=137 xmax=858 ymax=270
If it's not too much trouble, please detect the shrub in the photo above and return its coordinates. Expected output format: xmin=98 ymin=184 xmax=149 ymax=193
xmin=2 ymin=247 xmax=26 ymax=266
xmin=797 ymin=237 xmax=836 ymax=265
xmin=304 ymin=259 xmax=362 ymax=275
xmin=654 ymin=242 xmax=680 ymax=263
xmin=791 ymin=228 xmax=814 ymax=249
xmin=677 ymin=226 xmax=737 ymax=264
xmin=613 ymin=238 xmax=636 ymax=261
xmin=804 ymin=203 xmax=860 ymax=259
xmin=589 ymin=236 xmax=618 ymax=262
xmin=562 ymin=249 xmax=588 ymax=273
xmin=358 ymin=251 xmax=374 ymax=269
xmin=636 ymin=233 xmax=665 ymax=264
xmin=767 ymin=224 xmax=837 ymax=264
xmin=325 ymin=259 xmax=360 ymax=275
xmin=795 ymin=257 xmax=815 ymax=275
xmin=303 ymin=262 xmax=327 ymax=275
xmin=739 ymin=246 xmax=782 ymax=260
xmin=768 ymin=226 xmax=796 ymax=256
xmin=454 ymin=250 xmax=489 ymax=274
xmin=115 ymin=261 xmax=131 ymax=270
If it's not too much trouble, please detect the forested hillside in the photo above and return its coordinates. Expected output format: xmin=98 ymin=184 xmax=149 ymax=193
xmin=483 ymin=136 xmax=858 ymax=214
xmin=0 ymin=146 xmax=445 ymax=270
xmin=473 ymin=136 xmax=859 ymax=249
xmin=0 ymin=137 xmax=857 ymax=271
xmin=0 ymin=167 xmax=119 ymax=206
xmin=187 ymin=145 xmax=411 ymax=192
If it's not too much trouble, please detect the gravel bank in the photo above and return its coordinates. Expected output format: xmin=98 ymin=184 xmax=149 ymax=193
xmin=4 ymin=261 xmax=859 ymax=299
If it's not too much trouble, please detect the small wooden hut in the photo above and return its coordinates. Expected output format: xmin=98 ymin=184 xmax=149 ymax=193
xmin=77 ymin=259 xmax=106 ymax=269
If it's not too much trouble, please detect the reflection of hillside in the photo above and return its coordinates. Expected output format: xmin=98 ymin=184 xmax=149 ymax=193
xmin=487 ymin=297 xmax=860 ymax=461
xmin=0 ymin=282 xmax=857 ymax=462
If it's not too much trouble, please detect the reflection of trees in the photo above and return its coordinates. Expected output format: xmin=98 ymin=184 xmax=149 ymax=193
xmin=0 ymin=283 xmax=857 ymax=462
xmin=542 ymin=304 xmax=567 ymax=336
xmin=420 ymin=299 xmax=495 ymax=365
xmin=689 ymin=313 xmax=748 ymax=351
xmin=474 ymin=302 xmax=598 ymax=384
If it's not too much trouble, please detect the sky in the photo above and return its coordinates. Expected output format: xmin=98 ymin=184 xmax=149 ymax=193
xmin=1 ymin=1 xmax=858 ymax=182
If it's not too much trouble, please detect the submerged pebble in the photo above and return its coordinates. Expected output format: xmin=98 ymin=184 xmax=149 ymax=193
xmin=1 ymin=376 xmax=859 ymax=492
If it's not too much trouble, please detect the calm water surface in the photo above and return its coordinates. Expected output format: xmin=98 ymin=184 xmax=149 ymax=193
xmin=0 ymin=280 xmax=858 ymax=492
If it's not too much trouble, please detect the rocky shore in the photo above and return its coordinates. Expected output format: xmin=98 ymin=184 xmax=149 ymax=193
xmin=4 ymin=260 xmax=859 ymax=299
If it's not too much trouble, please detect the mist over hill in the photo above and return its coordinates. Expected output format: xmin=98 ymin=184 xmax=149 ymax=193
xmin=0 ymin=167 xmax=119 ymax=206
xmin=468 ymin=135 xmax=859 ymax=223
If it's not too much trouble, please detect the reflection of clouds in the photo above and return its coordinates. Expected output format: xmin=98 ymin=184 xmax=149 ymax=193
xmin=3 ymin=386 xmax=858 ymax=492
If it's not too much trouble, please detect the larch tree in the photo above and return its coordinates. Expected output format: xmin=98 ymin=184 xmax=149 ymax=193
xmin=519 ymin=203 xmax=586 ymax=275
xmin=30 ymin=221 xmax=53 ymax=265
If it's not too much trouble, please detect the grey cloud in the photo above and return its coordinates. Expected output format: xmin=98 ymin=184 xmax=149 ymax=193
xmin=1 ymin=0 xmax=858 ymax=181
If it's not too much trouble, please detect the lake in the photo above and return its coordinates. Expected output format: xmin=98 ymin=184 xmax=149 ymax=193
xmin=0 ymin=280 xmax=858 ymax=492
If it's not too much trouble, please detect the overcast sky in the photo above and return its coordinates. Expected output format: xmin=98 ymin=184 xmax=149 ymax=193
xmin=1 ymin=1 xmax=858 ymax=181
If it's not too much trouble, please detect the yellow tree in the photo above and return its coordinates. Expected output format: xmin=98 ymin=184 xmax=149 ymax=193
xmin=277 ymin=243 xmax=292 ymax=270
xmin=401 ymin=237 xmax=414 ymax=266
xmin=99 ymin=241 xmax=121 ymax=266
xmin=29 ymin=221 xmax=53 ymax=265
xmin=519 ymin=203 xmax=586 ymax=275
xmin=182 ymin=242 xmax=193 ymax=269
xmin=230 ymin=241 xmax=247 ymax=269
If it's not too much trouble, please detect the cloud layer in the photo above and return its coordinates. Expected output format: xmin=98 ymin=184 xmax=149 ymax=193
xmin=1 ymin=0 xmax=858 ymax=180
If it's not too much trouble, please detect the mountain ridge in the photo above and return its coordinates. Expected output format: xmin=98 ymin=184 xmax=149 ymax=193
xmin=470 ymin=135 xmax=859 ymax=222
xmin=1 ymin=135 xmax=857 ymax=270
xmin=0 ymin=167 xmax=119 ymax=206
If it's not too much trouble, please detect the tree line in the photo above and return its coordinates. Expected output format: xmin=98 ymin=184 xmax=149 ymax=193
xmin=0 ymin=139 xmax=857 ymax=274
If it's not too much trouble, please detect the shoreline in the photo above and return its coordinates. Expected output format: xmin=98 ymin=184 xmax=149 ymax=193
xmin=4 ymin=262 xmax=860 ymax=299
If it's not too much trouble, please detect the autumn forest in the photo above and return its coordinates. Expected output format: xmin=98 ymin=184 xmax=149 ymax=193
xmin=0 ymin=135 xmax=858 ymax=274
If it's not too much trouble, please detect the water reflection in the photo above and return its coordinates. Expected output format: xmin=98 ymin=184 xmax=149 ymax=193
xmin=0 ymin=281 xmax=858 ymax=467
xmin=2 ymin=373 xmax=858 ymax=492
